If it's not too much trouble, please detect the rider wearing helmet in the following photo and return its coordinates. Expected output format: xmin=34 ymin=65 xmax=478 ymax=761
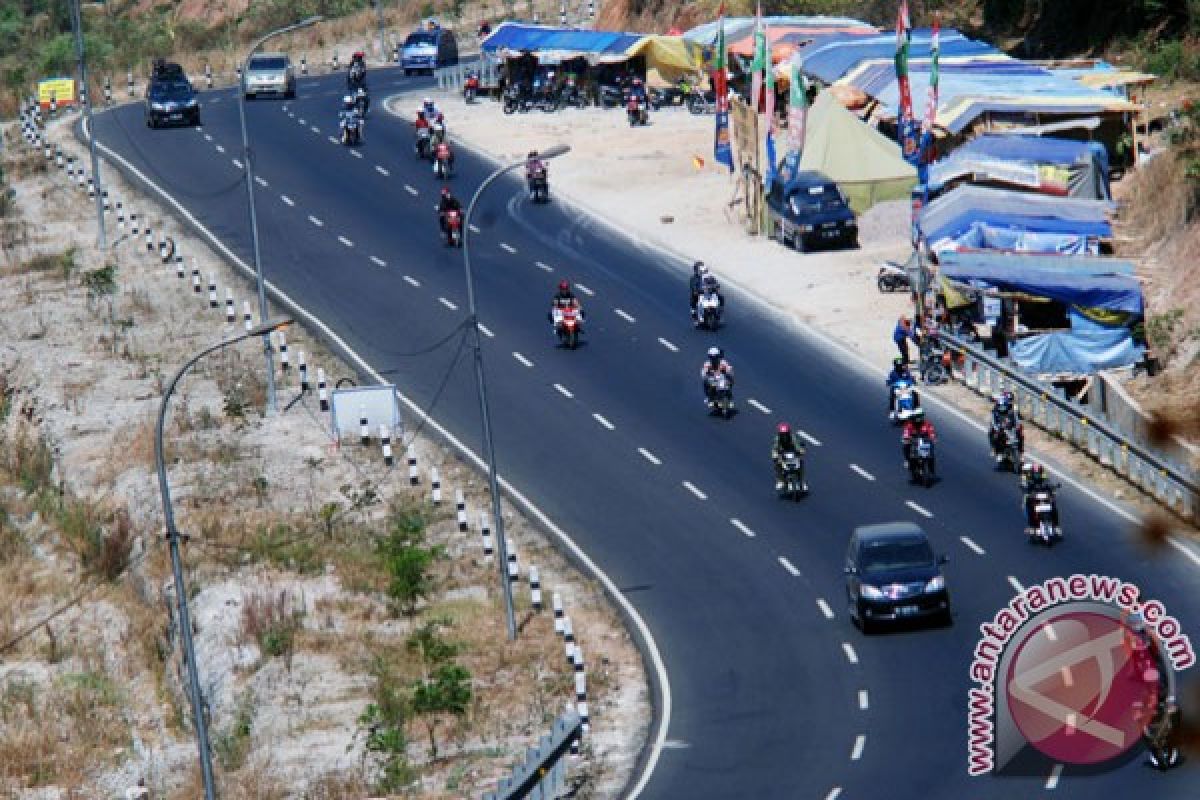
xmin=901 ymin=408 xmax=937 ymax=472
xmin=689 ymin=262 xmax=707 ymax=318
xmin=989 ymin=390 xmax=1023 ymax=459
xmin=339 ymin=94 xmax=362 ymax=140
xmin=348 ymin=51 xmax=367 ymax=89
xmin=887 ymin=357 xmax=915 ymax=411
xmin=771 ymin=422 xmax=807 ymax=490
xmin=1020 ymin=462 xmax=1060 ymax=530
xmin=550 ymin=278 xmax=579 ymax=310
xmin=700 ymin=346 xmax=734 ymax=406
xmin=421 ymin=96 xmax=442 ymax=122
xmin=437 ymin=186 xmax=462 ymax=232
xmin=526 ymin=149 xmax=547 ymax=192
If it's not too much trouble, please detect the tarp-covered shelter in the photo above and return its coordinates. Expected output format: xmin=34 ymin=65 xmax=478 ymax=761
xmin=794 ymin=91 xmax=916 ymax=212
xmin=919 ymin=186 xmax=1113 ymax=255
xmin=928 ymin=134 xmax=1112 ymax=200
xmin=682 ymin=16 xmax=871 ymax=49
xmin=623 ymin=34 xmax=703 ymax=82
xmin=939 ymin=250 xmax=1134 ymax=276
xmin=481 ymin=23 xmax=642 ymax=61
xmin=797 ymin=28 xmax=1000 ymax=84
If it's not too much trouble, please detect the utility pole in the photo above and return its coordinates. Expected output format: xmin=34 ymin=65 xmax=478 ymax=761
xmin=70 ymin=0 xmax=106 ymax=250
xmin=371 ymin=0 xmax=388 ymax=64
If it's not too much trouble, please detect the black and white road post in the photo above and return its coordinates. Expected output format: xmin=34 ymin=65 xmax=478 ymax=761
xmin=588 ymin=0 xmax=595 ymax=18
xmin=301 ymin=55 xmax=308 ymax=76
xmin=506 ymin=538 xmax=519 ymax=583
xmin=66 ymin=157 xmax=75 ymax=182
xmin=480 ymin=512 xmax=493 ymax=558
xmin=126 ymin=69 xmax=134 ymax=96
xmin=242 ymin=300 xmax=254 ymax=333
xmin=145 ymin=225 xmax=154 ymax=252
xmin=208 ymin=274 xmax=218 ymax=307
xmin=455 ymin=489 xmax=468 ymax=532
xmin=380 ymin=424 xmax=394 ymax=466
xmin=359 ymin=407 xmax=370 ymax=446
xmin=158 ymin=234 xmax=167 ymax=262
xmin=407 ymin=446 xmax=419 ymax=485
xmin=332 ymin=51 xmax=339 ymax=72
xmin=205 ymin=63 xmax=213 ymax=90
xmin=573 ymin=643 xmax=585 ymax=673
xmin=560 ymin=1 xmax=567 ymax=25
xmin=317 ymin=367 xmax=329 ymax=410
xmin=86 ymin=176 xmax=94 ymax=198
xmin=224 ymin=290 xmax=235 ymax=324
xmin=191 ymin=265 xmax=202 ymax=292
xmin=55 ymin=148 xmax=63 ymax=169
xmin=104 ymin=74 xmax=112 ymax=105
xmin=130 ymin=211 xmax=138 ymax=237
xmin=116 ymin=202 xmax=125 ymax=233
xmin=562 ymin=617 xmax=575 ymax=663
xmin=277 ymin=332 xmax=289 ymax=371
xmin=298 ymin=351 xmax=310 ymax=392
xmin=553 ymin=592 xmax=565 ymax=634
xmin=49 ymin=91 xmax=57 ymax=115
xmin=529 ymin=565 xmax=543 ymax=611
xmin=430 ymin=467 xmax=442 ymax=505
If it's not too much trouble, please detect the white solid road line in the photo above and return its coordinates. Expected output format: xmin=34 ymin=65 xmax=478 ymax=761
xmin=593 ymin=413 xmax=615 ymax=430
xmin=639 ymin=447 xmax=661 ymax=465
xmin=731 ymin=518 xmax=755 ymax=538
xmin=747 ymin=398 xmax=772 ymax=414
xmin=554 ymin=383 xmax=574 ymax=399
xmin=338 ymin=235 xmax=354 ymax=247
xmin=816 ymin=598 xmax=834 ymax=619
xmin=842 ymin=642 xmax=859 ymax=665
xmin=512 ymin=352 xmax=533 ymax=368
xmin=682 ymin=481 xmax=707 ymax=500
xmin=375 ymin=165 xmax=389 ymax=176
xmin=403 ymin=275 xmax=420 ymax=287
xmin=574 ymin=283 xmax=594 ymax=296
xmin=215 ymin=144 xmax=225 ymax=153
xmin=1009 ymin=576 xmax=1026 ymax=594
xmin=477 ymin=323 xmax=494 ymax=338
xmin=370 ymin=255 xmax=386 ymax=267
xmin=1045 ymin=764 xmax=1063 ymax=790
xmin=404 ymin=184 xmax=418 ymax=195
xmin=858 ymin=690 xmax=869 ymax=710
xmin=778 ymin=557 xmax=801 ymax=577
xmin=798 ymin=430 xmax=823 ymax=446
xmin=232 ymin=158 xmax=243 ymax=169
xmin=615 ymin=308 xmax=636 ymax=323
xmin=254 ymin=176 xmax=268 ymax=187
xmin=280 ymin=195 xmax=294 ymax=206
xmin=849 ymin=464 xmax=875 ymax=481
xmin=535 ymin=260 xmax=553 ymax=272
xmin=500 ymin=242 xmax=517 ymax=253
xmin=906 ymin=500 xmax=934 ymax=518
xmin=658 ymin=337 xmax=678 ymax=353
xmin=439 ymin=297 xmax=457 ymax=310
xmin=960 ymin=536 xmax=986 ymax=555
xmin=469 ymin=223 xmax=482 ymax=233
xmin=308 ymin=215 xmax=323 ymax=227
xmin=851 ymin=735 xmax=866 ymax=761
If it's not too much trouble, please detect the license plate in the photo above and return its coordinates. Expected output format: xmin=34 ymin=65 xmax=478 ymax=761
xmin=167 ymin=113 xmax=182 ymax=120
xmin=1035 ymin=504 xmax=1054 ymax=513
xmin=895 ymin=605 xmax=920 ymax=616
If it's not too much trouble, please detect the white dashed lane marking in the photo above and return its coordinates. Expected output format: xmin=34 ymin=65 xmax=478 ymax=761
xmin=215 ymin=144 xmax=225 ymax=153
xmin=778 ymin=557 xmax=801 ymax=577
xmin=592 ymin=413 xmax=615 ymax=430
xmin=816 ymin=598 xmax=834 ymax=619
xmin=658 ymin=337 xmax=678 ymax=353
xmin=298 ymin=118 xmax=306 ymax=125
xmin=203 ymin=133 xmax=213 ymax=141
xmin=798 ymin=430 xmax=822 ymax=446
xmin=499 ymin=242 xmax=516 ymax=253
xmin=376 ymin=165 xmax=389 ymax=176
xmin=254 ymin=176 xmax=268 ymax=187
xmin=338 ymin=235 xmax=354 ymax=247
xmin=639 ymin=447 xmax=661 ymax=465
xmin=1008 ymin=576 xmax=1026 ymax=594
xmin=310 ymin=125 xmax=320 ymax=133
xmin=682 ymin=481 xmax=706 ymax=500
xmin=327 ymin=136 xmax=339 ymax=145
xmin=858 ymin=690 xmax=869 ymax=710
xmin=1045 ymin=764 xmax=1063 ymax=790
xmin=960 ymin=536 xmax=986 ymax=556
xmin=842 ymin=643 xmax=858 ymax=665
xmin=535 ymin=260 xmax=553 ymax=272
xmin=350 ymin=150 xmax=363 ymax=159
xmin=308 ymin=215 xmax=323 ymax=227
xmin=730 ymin=518 xmax=755 ymax=538
xmin=476 ymin=323 xmax=494 ymax=338
xmin=574 ymin=283 xmax=594 ymax=296
xmin=554 ymin=383 xmax=574 ymax=399
xmin=469 ymin=223 xmax=482 ymax=233
xmin=849 ymin=464 xmax=875 ymax=481
xmin=370 ymin=256 xmax=386 ymax=267
xmin=438 ymin=297 xmax=457 ymax=310
xmin=747 ymin=398 xmax=772 ymax=414
xmin=280 ymin=195 xmax=294 ymax=206
xmin=512 ymin=352 xmax=533 ymax=368
xmin=906 ymin=500 xmax=933 ymax=518
xmin=232 ymin=158 xmax=243 ymax=169
xmin=615 ymin=308 xmax=636 ymax=323
xmin=403 ymin=275 xmax=420 ymax=287
xmin=404 ymin=184 xmax=418 ymax=196
xmin=851 ymin=735 xmax=866 ymax=761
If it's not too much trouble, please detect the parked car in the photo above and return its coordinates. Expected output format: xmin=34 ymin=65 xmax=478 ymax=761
xmin=844 ymin=522 xmax=950 ymax=633
xmin=400 ymin=27 xmax=458 ymax=75
xmin=144 ymin=78 xmax=200 ymax=128
xmin=766 ymin=171 xmax=858 ymax=252
xmin=242 ymin=53 xmax=296 ymax=100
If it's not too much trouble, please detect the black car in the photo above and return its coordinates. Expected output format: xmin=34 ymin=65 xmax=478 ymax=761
xmin=145 ymin=78 xmax=200 ymax=128
xmin=844 ymin=522 xmax=950 ymax=633
xmin=766 ymin=171 xmax=858 ymax=252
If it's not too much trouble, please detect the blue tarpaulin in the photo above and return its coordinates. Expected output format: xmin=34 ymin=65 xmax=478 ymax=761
xmin=920 ymin=186 xmax=1112 ymax=251
xmin=939 ymin=250 xmax=1135 ymax=276
xmin=939 ymin=262 xmax=1143 ymax=314
xmin=953 ymin=225 xmax=1101 ymax=255
xmin=796 ymin=28 xmax=998 ymax=83
xmin=1011 ymin=318 xmax=1144 ymax=373
xmin=482 ymin=23 xmax=643 ymax=56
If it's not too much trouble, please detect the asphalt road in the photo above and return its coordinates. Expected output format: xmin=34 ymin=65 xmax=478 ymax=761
xmin=90 ymin=68 xmax=1200 ymax=798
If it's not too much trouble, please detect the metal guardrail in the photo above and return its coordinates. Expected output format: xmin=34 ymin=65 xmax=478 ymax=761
xmin=939 ymin=331 xmax=1198 ymax=521
xmin=483 ymin=710 xmax=582 ymax=800
xmin=436 ymin=54 xmax=499 ymax=92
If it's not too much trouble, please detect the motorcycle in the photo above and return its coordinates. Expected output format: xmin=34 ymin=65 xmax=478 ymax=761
xmin=706 ymin=372 xmax=734 ymax=418
xmin=598 ymin=84 xmax=625 ymax=108
xmin=552 ymin=306 xmax=583 ymax=349
xmin=993 ymin=422 xmax=1023 ymax=473
xmin=433 ymin=143 xmax=453 ymax=179
xmin=339 ymin=114 xmax=362 ymax=146
xmin=778 ymin=450 xmax=808 ymax=500
xmin=463 ymin=74 xmax=480 ymax=104
xmin=1142 ymin=699 xmax=1182 ymax=771
xmin=889 ymin=378 xmax=921 ymax=424
xmin=686 ymin=89 xmax=717 ymax=115
xmin=695 ymin=291 xmax=721 ymax=331
xmin=557 ymin=78 xmax=588 ymax=109
xmin=1026 ymin=486 xmax=1062 ymax=545
xmin=908 ymin=435 xmax=936 ymax=488
xmin=626 ymin=95 xmax=648 ymax=126
xmin=354 ymin=88 xmax=370 ymax=117
xmin=876 ymin=261 xmax=911 ymax=293
xmin=535 ymin=86 xmax=559 ymax=113
xmin=414 ymin=126 xmax=431 ymax=159
xmin=528 ymin=166 xmax=549 ymax=204
xmin=502 ymin=84 xmax=523 ymax=114
xmin=442 ymin=209 xmax=463 ymax=248
xmin=430 ymin=120 xmax=446 ymax=148
xmin=920 ymin=338 xmax=950 ymax=385
xmin=347 ymin=63 xmax=367 ymax=91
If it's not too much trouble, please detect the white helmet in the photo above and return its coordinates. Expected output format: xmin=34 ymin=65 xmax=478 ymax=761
xmin=707 ymin=346 xmax=722 ymax=360
xmin=423 ymin=96 xmax=433 ymax=105
xmin=342 ymin=94 xmax=354 ymax=108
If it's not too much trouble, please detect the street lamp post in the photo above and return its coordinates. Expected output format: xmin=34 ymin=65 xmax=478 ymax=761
xmin=69 ymin=0 xmax=106 ymax=250
xmin=462 ymin=145 xmax=570 ymax=641
xmin=236 ymin=15 xmax=321 ymax=413
xmin=155 ymin=318 xmax=292 ymax=800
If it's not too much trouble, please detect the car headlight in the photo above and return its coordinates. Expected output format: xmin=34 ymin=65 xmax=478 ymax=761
xmin=846 ymin=219 xmax=858 ymax=227
xmin=151 ymin=102 xmax=166 ymax=111
xmin=925 ymin=575 xmax=945 ymax=593
xmin=185 ymin=98 xmax=198 ymax=107
xmin=798 ymin=224 xmax=814 ymax=233
xmin=860 ymin=584 xmax=884 ymax=600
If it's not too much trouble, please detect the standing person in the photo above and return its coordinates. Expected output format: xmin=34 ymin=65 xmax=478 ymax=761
xmin=893 ymin=315 xmax=914 ymax=366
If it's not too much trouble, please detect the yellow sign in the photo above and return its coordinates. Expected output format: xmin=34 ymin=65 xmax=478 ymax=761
xmin=38 ymin=77 xmax=77 ymax=109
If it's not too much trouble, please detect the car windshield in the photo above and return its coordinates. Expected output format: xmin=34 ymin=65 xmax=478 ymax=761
xmin=860 ymin=538 xmax=934 ymax=573
xmin=151 ymin=82 xmax=192 ymax=99
xmin=790 ymin=185 xmax=847 ymax=214
xmin=249 ymin=57 xmax=287 ymax=71
xmin=405 ymin=33 xmax=437 ymax=46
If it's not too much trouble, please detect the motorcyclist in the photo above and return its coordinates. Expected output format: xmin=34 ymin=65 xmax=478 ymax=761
xmin=348 ymin=51 xmax=367 ymax=89
xmin=437 ymin=187 xmax=462 ymax=233
xmin=421 ymin=97 xmax=443 ymax=124
xmin=901 ymin=408 xmax=937 ymax=473
xmin=886 ymin=357 xmax=917 ymax=412
xmin=988 ymin=390 xmax=1024 ymax=461
xmin=689 ymin=262 xmax=707 ymax=318
xmin=771 ymin=422 xmax=807 ymax=491
xmin=433 ymin=138 xmax=454 ymax=175
xmin=628 ymin=77 xmax=648 ymax=102
xmin=1124 ymin=612 xmax=1181 ymax=769
xmin=700 ymin=346 xmax=734 ymax=407
xmin=1019 ymin=462 xmax=1060 ymax=532
xmin=354 ymin=85 xmax=370 ymax=115
xmin=549 ymin=279 xmax=582 ymax=333
xmin=339 ymin=94 xmax=363 ymax=141
xmin=526 ymin=150 xmax=547 ymax=189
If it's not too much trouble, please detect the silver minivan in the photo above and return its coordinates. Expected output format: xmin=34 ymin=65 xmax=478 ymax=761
xmin=243 ymin=52 xmax=296 ymax=100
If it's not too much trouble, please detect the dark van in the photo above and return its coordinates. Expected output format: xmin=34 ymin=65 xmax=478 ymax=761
xmin=766 ymin=171 xmax=859 ymax=252
xmin=401 ymin=27 xmax=458 ymax=75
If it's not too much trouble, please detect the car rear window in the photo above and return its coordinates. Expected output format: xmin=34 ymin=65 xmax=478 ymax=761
xmin=860 ymin=538 xmax=934 ymax=573
xmin=250 ymin=57 xmax=288 ymax=70
xmin=151 ymin=81 xmax=193 ymax=99
xmin=405 ymin=32 xmax=438 ymax=46
xmin=790 ymin=185 xmax=848 ymax=214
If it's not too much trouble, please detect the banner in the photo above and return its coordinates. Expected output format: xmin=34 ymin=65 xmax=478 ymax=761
xmin=38 ymin=77 xmax=76 ymax=109
xmin=712 ymin=4 xmax=733 ymax=172
xmin=787 ymin=66 xmax=807 ymax=154
xmin=894 ymin=0 xmax=918 ymax=166
xmin=749 ymin=3 xmax=765 ymax=109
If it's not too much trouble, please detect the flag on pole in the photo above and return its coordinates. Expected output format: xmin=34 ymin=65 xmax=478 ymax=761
xmin=894 ymin=0 xmax=919 ymax=165
xmin=749 ymin=3 xmax=765 ymax=110
xmin=764 ymin=43 xmax=777 ymax=186
xmin=713 ymin=2 xmax=733 ymax=173
xmin=787 ymin=64 xmax=808 ymax=154
xmin=920 ymin=14 xmax=940 ymax=138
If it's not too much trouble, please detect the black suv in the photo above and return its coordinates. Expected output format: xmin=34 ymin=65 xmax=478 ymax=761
xmin=145 ymin=61 xmax=199 ymax=128
xmin=844 ymin=522 xmax=950 ymax=633
xmin=766 ymin=171 xmax=858 ymax=252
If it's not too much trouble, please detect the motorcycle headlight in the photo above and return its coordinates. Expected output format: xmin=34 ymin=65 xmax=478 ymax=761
xmin=860 ymin=584 xmax=884 ymax=600
xmin=925 ymin=575 xmax=945 ymax=593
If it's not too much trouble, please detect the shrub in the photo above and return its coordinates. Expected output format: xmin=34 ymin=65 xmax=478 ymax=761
xmin=356 ymin=656 xmax=413 ymax=792
xmin=376 ymin=508 xmax=440 ymax=616
xmin=239 ymin=589 xmax=304 ymax=663
xmin=411 ymin=664 xmax=472 ymax=760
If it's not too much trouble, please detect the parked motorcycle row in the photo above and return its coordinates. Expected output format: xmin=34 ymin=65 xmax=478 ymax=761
xmin=494 ymin=73 xmax=718 ymax=122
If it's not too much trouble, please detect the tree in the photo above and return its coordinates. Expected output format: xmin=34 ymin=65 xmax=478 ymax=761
xmin=411 ymin=664 xmax=471 ymax=760
xmin=376 ymin=508 xmax=440 ymax=615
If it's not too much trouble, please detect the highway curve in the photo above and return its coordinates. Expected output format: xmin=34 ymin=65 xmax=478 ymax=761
xmin=88 ymin=67 xmax=1200 ymax=799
